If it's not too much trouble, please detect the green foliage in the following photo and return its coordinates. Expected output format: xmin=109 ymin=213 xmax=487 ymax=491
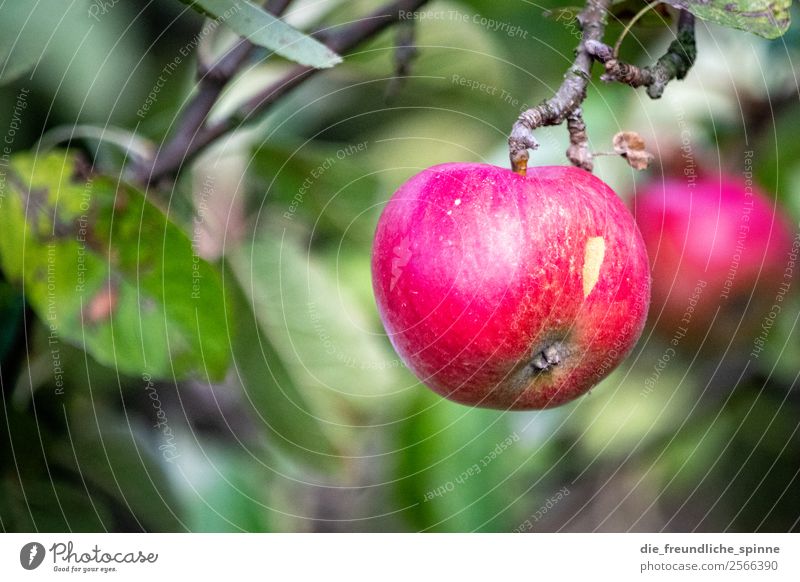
xmin=0 ymin=150 xmax=230 ymax=380
xmin=0 ymin=0 xmax=91 ymax=85
xmin=178 ymin=0 xmax=341 ymax=68
xmin=545 ymin=1 xmax=673 ymax=30
xmin=179 ymin=445 xmax=273 ymax=532
xmin=571 ymin=361 xmax=696 ymax=461
xmin=226 ymin=260 xmax=342 ymax=470
xmin=229 ymin=230 xmax=405 ymax=462
xmin=249 ymin=140 xmax=382 ymax=243
xmin=546 ymin=0 xmax=791 ymax=40
xmin=663 ymin=0 xmax=791 ymax=39
xmin=0 ymin=279 xmax=23 ymax=363
xmin=394 ymin=390 xmax=543 ymax=532
xmin=0 ymin=390 xmax=182 ymax=532
xmin=1 ymin=479 xmax=114 ymax=532
xmin=0 ymin=1 xmax=148 ymax=125
xmin=0 ymin=0 xmax=798 ymax=535
xmin=49 ymin=407 xmax=185 ymax=532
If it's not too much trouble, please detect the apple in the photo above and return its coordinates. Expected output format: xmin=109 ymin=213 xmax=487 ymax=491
xmin=371 ymin=163 xmax=651 ymax=410
xmin=633 ymin=173 xmax=794 ymax=346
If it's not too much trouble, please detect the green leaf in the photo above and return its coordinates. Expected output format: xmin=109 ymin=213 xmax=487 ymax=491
xmin=547 ymin=0 xmax=790 ymax=38
xmin=1 ymin=1 xmax=152 ymax=124
xmin=1 ymin=477 xmax=114 ymax=532
xmin=0 ymin=0 xmax=89 ymax=85
xmin=250 ymin=139 xmax=380 ymax=241
xmin=569 ymin=358 xmax=696 ymax=461
xmin=178 ymin=0 xmax=341 ymax=68
xmin=545 ymin=1 xmax=672 ymax=29
xmin=37 ymin=125 xmax=156 ymax=163
xmin=394 ymin=390 xmax=533 ymax=532
xmin=663 ymin=0 xmax=791 ymax=39
xmin=0 ymin=279 xmax=24 ymax=365
xmin=179 ymin=444 xmax=272 ymax=532
xmin=230 ymin=230 xmax=402 ymax=411
xmin=0 ymin=150 xmax=231 ymax=380
xmin=50 ymin=408 xmax=185 ymax=532
xmin=225 ymin=268 xmax=342 ymax=470
xmin=228 ymin=227 xmax=408 ymax=464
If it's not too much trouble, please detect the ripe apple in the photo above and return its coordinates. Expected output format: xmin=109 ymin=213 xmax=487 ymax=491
xmin=633 ymin=173 xmax=794 ymax=346
xmin=371 ymin=163 xmax=651 ymax=410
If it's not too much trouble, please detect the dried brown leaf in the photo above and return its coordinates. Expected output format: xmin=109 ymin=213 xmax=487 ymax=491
xmin=612 ymin=131 xmax=654 ymax=171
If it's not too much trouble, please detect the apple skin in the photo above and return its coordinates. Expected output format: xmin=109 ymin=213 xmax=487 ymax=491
xmin=371 ymin=163 xmax=651 ymax=410
xmin=633 ymin=175 xmax=794 ymax=345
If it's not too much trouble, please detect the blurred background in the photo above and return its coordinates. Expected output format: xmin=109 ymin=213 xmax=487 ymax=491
xmin=0 ymin=0 xmax=798 ymax=532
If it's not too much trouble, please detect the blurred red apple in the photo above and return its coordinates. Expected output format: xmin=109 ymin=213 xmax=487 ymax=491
xmin=633 ymin=173 xmax=795 ymax=346
xmin=371 ymin=163 xmax=651 ymax=410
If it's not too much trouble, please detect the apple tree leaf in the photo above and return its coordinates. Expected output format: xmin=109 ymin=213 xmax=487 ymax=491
xmin=393 ymin=390 xmax=528 ymax=532
xmin=0 ymin=150 xmax=231 ymax=380
xmin=662 ymin=0 xmax=791 ymax=39
xmin=0 ymin=478 xmax=114 ymax=532
xmin=49 ymin=407 xmax=185 ymax=532
xmin=228 ymin=229 xmax=405 ymax=465
xmin=545 ymin=1 xmax=672 ymax=29
xmin=177 ymin=0 xmax=341 ymax=68
xmin=0 ymin=279 xmax=23 ymax=365
xmin=613 ymin=131 xmax=655 ymax=170
xmin=0 ymin=0 xmax=90 ymax=85
xmin=179 ymin=444 xmax=273 ymax=532
xmin=225 ymin=268 xmax=342 ymax=470
xmin=230 ymin=230 xmax=402 ymax=410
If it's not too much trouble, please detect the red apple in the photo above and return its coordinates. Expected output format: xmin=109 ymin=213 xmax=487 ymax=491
xmin=633 ymin=173 xmax=795 ymax=346
xmin=371 ymin=163 xmax=651 ymax=410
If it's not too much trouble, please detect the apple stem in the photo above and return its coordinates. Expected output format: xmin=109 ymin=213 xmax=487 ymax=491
xmin=508 ymin=0 xmax=611 ymax=175
xmin=509 ymin=2 xmax=697 ymax=174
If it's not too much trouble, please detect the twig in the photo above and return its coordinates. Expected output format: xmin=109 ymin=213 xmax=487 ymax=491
xmin=133 ymin=0 xmax=292 ymax=185
xmin=565 ymin=108 xmax=592 ymax=170
xmin=741 ymin=83 xmax=800 ymax=141
xmin=385 ymin=20 xmax=418 ymax=101
xmin=508 ymin=0 xmax=611 ymax=175
xmin=586 ymin=10 xmax=696 ymax=99
xmin=140 ymin=0 xmax=430 ymax=185
xmin=612 ymin=0 xmax=662 ymax=57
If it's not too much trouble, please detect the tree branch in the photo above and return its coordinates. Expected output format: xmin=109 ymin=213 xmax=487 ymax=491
xmin=586 ymin=9 xmax=696 ymax=99
xmin=741 ymin=82 xmax=799 ymax=140
xmin=508 ymin=0 xmax=612 ymax=175
xmin=139 ymin=0 xmax=430 ymax=185
xmin=565 ymin=108 xmax=592 ymax=170
xmin=385 ymin=19 xmax=418 ymax=101
xmin=132 ymin=0 xmax=292 ymax=185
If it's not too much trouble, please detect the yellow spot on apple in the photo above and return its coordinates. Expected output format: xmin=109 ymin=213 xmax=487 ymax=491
xmin=582 ymin=236 xmax=605 ymax=298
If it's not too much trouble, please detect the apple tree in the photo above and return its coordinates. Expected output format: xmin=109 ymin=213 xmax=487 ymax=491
xmin=0 ymin=0 xmax=798 ymax=533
